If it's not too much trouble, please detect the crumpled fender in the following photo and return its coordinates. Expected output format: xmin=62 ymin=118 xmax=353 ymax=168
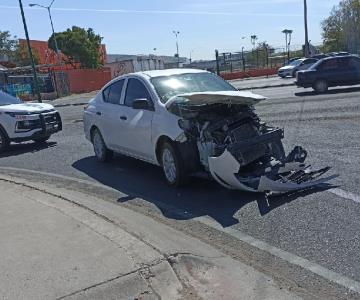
xmin=208 ymin=150 xmax=336 ymax=193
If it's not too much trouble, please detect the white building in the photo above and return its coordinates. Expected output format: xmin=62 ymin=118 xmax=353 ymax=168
xmin=106 ymin=54 xmax=164 ymax=79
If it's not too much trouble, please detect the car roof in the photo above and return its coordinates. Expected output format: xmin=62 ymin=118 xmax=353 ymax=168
xmin=138 ymin=68 xmax=209 ymax=78
xmin=321 ymin=54 xmax=358 ymax=61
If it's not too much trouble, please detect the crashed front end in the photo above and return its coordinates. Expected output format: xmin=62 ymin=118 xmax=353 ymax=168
xmin=167 ymin=91 xmax=335 ymax=193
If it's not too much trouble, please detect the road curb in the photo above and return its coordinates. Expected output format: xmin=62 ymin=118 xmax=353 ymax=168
xmin=0 ymin=172 xmax=304 ymax=300
xmin=0 ymin=174 xmax=185 ymax=299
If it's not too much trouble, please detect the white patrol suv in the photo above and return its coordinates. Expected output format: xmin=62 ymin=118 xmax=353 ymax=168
xmin=0 ymin=90 xmax=62 ymax=153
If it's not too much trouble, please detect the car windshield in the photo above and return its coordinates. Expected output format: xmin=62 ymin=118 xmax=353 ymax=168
xmin=289 ymin=59 xmax=304 ymax=66
xmin=150 ymin=72 xmax=237 ymax=103
xmin=0 ymin=90 xmax=22 ymax=106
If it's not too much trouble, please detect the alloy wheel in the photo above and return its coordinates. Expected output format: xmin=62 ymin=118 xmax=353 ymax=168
xmin=162 ymin=148 xmax=177 ymax=183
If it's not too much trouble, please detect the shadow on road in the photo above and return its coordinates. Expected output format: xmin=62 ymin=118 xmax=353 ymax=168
xmin=0 ymin=141 xmax=57 ymax=158
xmin=295 ymin=86 xmax=360 ymax=97
xmin=72 ymin=155 xmax=330 ymax=228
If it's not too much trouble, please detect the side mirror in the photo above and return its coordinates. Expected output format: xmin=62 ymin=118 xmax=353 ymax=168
xmin=132 ymin=98 xmax=153 ymax=110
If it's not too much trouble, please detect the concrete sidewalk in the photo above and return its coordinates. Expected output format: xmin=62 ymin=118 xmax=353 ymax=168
xmin=0 ymin=175 xmax=300 ymax=300
xmin=44 ymin=91 xmax=98 ymax=108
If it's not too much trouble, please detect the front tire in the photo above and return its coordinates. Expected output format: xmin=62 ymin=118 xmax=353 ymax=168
xmin=92 ymin=129 xmax=113 ymax=162
xmin=0 ymin=130 xmax=9 ymax=153
xmin=161 ymin=142 xmax=187 ymax=187
xmin=313 ymin=80 xmax=328 ymax=93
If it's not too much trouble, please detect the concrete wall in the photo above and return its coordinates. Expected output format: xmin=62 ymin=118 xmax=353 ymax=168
xmin=63 ymin=68 xmax=111 ymax=93
xmin=106 ymin=61 xmax=135 ymax=78
xmin=106 ymin=58 xmax=164 ymax=79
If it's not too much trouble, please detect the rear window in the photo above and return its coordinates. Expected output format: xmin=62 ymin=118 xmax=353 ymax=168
xmin=102 ymin=79 xmax=125 ymax=104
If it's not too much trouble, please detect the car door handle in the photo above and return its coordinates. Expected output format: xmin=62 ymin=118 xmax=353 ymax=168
xmin=96 ymin=111 xmax=102 ymax=116
xmin=120 ymin=116 xmax=127 ymax=120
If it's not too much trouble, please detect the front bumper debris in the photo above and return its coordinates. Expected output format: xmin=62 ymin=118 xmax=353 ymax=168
xmin=208 ymin=148 xmax=336 ymax=193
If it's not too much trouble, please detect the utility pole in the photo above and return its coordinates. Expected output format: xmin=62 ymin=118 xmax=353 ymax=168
xmin=29 ymin=1 xmax=60 ymax=64
xmin=173 ymin=30 xmax=180 ymax=68
xmin=304 ymin=0 xmax=310 ymax=57
xmin=19 ymin=0 xmax=42 ymax=102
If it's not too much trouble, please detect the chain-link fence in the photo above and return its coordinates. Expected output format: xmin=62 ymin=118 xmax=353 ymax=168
xmin=215 ymin=47 xmax=289 ymax=75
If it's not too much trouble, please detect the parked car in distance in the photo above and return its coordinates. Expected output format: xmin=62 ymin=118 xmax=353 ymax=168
xmin=327 ymin=51 xmax=350 ymax=57
xmin=311 ymin=54 xmax=329 ymax=60
xmin=83 ymin=69 xmax=333 ymax=193
xmin=286 ymin=57 xmax=301 ymax=65
xmin=296 ymin=55 xmax=360 ymax=93
xmin=278 ymin=58 xmax=318 ymax=78
xmin=0 ymin=90 xmax=62 ymax=152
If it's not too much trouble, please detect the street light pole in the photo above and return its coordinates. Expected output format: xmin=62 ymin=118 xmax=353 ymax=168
xmin=304 ymin=0 xmax=310 ymax=57
xmin=241 ymin=46 xmax=245 ymax=72
xmin=282 ymin=29 xmax=293 ymax=61
xmin=189 ymin=49 xmax=195 ymax=63
xmin=288 ymin=30 xmax=293 ymax=59
xmin=29 ymin=0 xmax=61 ymax=64
xmin=173 ymin=30 xmax=180 ymax=68
xmin=18 ymin=0 xmax=42 ymax=102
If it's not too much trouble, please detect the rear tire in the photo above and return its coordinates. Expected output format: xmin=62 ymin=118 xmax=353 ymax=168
xmin=92 ymin=129 xmax=113 ymax=162
xmin=161 ymin=142 xmax=187 ymax=187
xmin=0 ymin=129 xmax=9 ymax=153
xmin=313 ymin=80 xmax=328 ymax=93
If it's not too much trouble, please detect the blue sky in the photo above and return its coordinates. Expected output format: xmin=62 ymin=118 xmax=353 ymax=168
xmin=1 ymin=0 xmax=340 ymax=60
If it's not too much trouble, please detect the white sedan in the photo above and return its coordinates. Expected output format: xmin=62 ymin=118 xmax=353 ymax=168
xmin=83 ymin=69 xmax=334 ymax=193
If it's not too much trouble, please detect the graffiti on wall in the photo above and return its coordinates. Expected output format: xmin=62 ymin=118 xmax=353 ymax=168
xmin=113 ymin=61 xmax=134 ymax=78
xmin=6 ymin=83 xmax=32 ymax=98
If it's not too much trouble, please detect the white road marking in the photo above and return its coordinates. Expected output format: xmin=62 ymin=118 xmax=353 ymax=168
xmin=329 ymin=188 xmax=360 ymax=204
xmin=1 ymin=166 xmax=360 ymax=293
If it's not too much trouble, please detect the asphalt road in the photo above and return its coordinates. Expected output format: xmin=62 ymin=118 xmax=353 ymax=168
xmin=1 ymin=84 xmax=360 ymax=299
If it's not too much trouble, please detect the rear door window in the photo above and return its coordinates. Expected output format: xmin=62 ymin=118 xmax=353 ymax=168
xmin=102 ymin=79 xmax=125 ymax=104
xmin=124 ymin=78 xmax=152 ymax=107
xmin=320 ymin=59 xmax=339 ymax=71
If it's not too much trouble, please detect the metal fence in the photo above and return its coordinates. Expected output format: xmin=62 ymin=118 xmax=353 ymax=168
xmin=0 ymin=70 xmax=70 ymax=100
xmin=215 ymin=47 xmax=290 ymax=74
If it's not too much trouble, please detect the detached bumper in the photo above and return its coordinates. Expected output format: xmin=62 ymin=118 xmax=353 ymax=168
xmin=208 ymin=149 xmax=336 ymax=193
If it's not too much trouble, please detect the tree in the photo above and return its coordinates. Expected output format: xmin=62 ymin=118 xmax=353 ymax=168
xmin=0 ymin=31 xmax=18 ymax=61
xmin=48 ymin=26 xmax=103 ymax=68
xmin=322 ymin=0 xmax=360 ymax=53
xmin=14 ymin=43 xmax=40 ymax=66
xmin=246 ymin=41 xmax=272 ymax=68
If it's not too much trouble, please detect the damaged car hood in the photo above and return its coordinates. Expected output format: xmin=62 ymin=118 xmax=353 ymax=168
xmin=165 ymin=91 xmax=267 ymax=110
